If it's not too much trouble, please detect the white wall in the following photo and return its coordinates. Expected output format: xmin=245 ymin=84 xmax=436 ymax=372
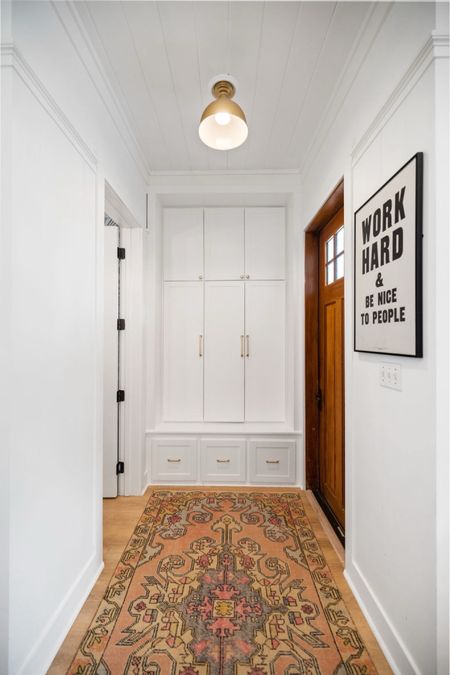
xmin=2 ymin=1 xmax=147 ymax=672
xmin=300 ymin=3 xmax=449 ymax=674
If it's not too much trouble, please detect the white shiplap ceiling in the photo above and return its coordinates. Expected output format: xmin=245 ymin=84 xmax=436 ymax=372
xmin=75 ymin=1 xmax=372 ymax=173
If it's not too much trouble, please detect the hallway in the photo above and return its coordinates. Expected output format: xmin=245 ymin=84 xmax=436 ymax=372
xmin=1 ymin=1 xmax=449 ymax=674
xmin=48 ymin=489 xmax=393 ymax=674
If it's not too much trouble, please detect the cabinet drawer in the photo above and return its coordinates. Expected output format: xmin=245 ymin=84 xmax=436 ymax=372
xmin=248 ymin=439 xmax=296 ymax=484
xmin=200 ymin=439 xmax=246 ymax=483
xmin=151 ymin=438 xmax=197 ymax=482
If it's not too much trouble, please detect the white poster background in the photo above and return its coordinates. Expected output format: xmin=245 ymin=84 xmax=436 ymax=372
xmin=354 ymin=157 xmax=420 ymax=356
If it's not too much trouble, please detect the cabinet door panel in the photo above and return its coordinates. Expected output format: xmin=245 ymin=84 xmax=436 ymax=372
xmin=249 ymin=439 xmax=296 ymax=484
xmin=200 ymin=438 xmax=246 ymax=483
xmin=245 ymin=281 xmax=286 ymax=421
xmin=204 ymin=208 xmax=244 ymax=280
xmin=164 ymin=208 xmax=203 ymax=280
xmin=245 ymin=207 xmax=285 ymax=279
xmin=204 ymin=282 xmax=244 ymax=421
xmin=163 ymin=282 xmax=203 ymax=420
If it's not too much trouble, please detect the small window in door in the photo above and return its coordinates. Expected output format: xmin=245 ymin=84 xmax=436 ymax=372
xmin=325 ymin=226 xmax=344 ymax=285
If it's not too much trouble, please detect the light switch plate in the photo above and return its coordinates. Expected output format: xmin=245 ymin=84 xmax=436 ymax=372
xmin=380 ymin=363 xmax=402 ymax=390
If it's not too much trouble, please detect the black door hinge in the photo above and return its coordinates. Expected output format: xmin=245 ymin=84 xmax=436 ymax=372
xmin=117 ymin=247 xmax=126 ymax=260
xmin=117 ymin=318 xmax=126 ymax=330
xmin=116 ymin=461 xmax=125 ymax=475
xmin=116 ymin=390 xmax=125 ymax=402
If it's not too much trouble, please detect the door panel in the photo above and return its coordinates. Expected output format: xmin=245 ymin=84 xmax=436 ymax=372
xmin=204 ymin=208 xmax=244 ymax=280
xmin=245 ymin=207 xmax=285 ymax=280
xmin=245 ymin=281 xmax=286 ymax=422
xmin=103 ymin=224 xmax=119 ymax=498
xmin=163 ymin=208 xmax=203 ymax=280
xmin=163 ymin=282 xmax=203 ymax=420
xmin=204 ymin=281 xmax=244 ymax=421
xmin=318 ymin=210 xmax=345 ymax=529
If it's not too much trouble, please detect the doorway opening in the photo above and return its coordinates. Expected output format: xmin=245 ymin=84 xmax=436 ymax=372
xmin=103 ymin=215 xmax=125 ymax=498
xmin=305 ymin=179 xmax=345 ymax=544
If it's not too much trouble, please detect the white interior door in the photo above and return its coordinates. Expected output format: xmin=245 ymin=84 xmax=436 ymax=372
xmin=103 ymin=223 xmax=119 ymax=498
xmin=245 ymin=207 xmax=285 ymax=279
xmin=204 ymin=281 xmax=244 ymax=421
xmin=163 ymin=208 xmax=203 ymax=280
xmin=163 ymin=282 xmax=203 ymax=420
xmin=245 ymin=281 xmax=286 ymax=421
xmin=204 ymin=208 xmax=244 ymax=280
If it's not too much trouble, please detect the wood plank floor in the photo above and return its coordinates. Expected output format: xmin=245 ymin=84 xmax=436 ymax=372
xmin=47 ymin=487 xmax=393 ymax=674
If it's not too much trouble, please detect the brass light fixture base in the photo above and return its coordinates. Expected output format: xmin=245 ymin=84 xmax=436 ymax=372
xmin=211 ymin=80 xmax=236 ymax=99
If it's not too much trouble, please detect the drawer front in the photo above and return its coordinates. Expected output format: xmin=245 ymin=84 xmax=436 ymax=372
xmin=200 ymin=439 xmax=246 ymax=483
xmin=151 ymin=438 xmax=197 ymax=482
xmin=249 ymin=439 xmax=296 ymax=484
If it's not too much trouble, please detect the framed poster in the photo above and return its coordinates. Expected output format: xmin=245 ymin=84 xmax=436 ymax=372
xmin=354 ymin=152 xmax=423 ymax=357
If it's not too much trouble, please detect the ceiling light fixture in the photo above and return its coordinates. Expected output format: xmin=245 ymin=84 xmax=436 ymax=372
xmin=199 ymin=79 xmax=248 ymax=151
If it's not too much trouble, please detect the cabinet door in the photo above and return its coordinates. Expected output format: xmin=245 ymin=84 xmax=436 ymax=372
xmin=200 ymin=438 xmax=246 ymax=483
xmin=245 ymin=281 xmax=286 ymax=421
xmin=163 ymin=282 xmax=203 ymax=420
xmin=248 ymin=439 xmax=296 ymax=484
xmin=151 ymin=438 xmax=197 ymax=483
xmin=245 ymin=207 xmax=285 ymax=279
xmin=204 ymin=208 xmax=244 ymax=280
xmin=204 ymin=281 xmax=244 ymax=421
xmin=163 ymin=208 xmax=203 ymax=280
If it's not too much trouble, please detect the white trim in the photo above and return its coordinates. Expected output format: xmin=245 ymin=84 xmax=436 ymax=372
xmin=52 ymin=0 xmax=149 ymax=181
xmin=149 ymin=169 xmax=301 ymax=177
xmin=352 ymin=33 xmax=450 ymax=164
xmin=141 ymin=472 xmax=149 ymax=495
xmin=105 ymin=180 xmax=142 ymax=230
xmin=1 ymin=43 xmax=97 ymax=171
xmin=344 ymin=562 xmax=420 ymax=675
xmin=16 ymin=557 xmax=104 ymax=675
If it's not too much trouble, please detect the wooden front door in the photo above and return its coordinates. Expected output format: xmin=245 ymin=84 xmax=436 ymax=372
xmin=317 ymin=208 xmax=345 ymax=532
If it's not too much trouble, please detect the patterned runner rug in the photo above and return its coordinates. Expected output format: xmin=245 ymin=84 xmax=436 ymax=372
xmin=68 ymin=490 xmax=377 ymax=674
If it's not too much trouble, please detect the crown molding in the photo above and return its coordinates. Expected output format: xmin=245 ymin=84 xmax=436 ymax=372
xmin=52 ymin=0 xmax=149 ymax=181
xmin=351 ymin=32 xmax=450 ymax=164
xmin=148 ymin=169 xmax=301 ymax=177
xmin=1 ymin=42 xmax=97 ymax=170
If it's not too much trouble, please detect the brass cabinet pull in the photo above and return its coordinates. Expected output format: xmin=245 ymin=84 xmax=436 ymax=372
xmin=266 ymin=459 xmax=280 ymax=464
xmin=216 ymin=458 xmax=231 ymax=464
xmin=240 ymin=335 xmax=244 ymax=357
xmin=168 ymin=458 xmax=181 ymax=463
xmin=199 ymin=334 xmax=203 ymax=357
xmin=246 ymin=335 xmax=250 ymax=357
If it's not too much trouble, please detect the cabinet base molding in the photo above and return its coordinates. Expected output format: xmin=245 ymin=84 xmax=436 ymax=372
xmin=148 ymin=433 xmax=300 ymax=486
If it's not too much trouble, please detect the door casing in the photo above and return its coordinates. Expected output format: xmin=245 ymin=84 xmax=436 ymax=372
xmin=304 ymin=179 xmax=345 ymax=538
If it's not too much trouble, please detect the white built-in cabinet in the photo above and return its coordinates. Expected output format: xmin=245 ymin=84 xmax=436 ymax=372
xmin=162 ymin=207 xmax=286 ymax=423
xmin=163 ymin=281 xmax=203 ymax=421
xmin=164 ymin=208 xmax=203 ymax=280
xmin=204 ymin=281 xmax=245 ymax=421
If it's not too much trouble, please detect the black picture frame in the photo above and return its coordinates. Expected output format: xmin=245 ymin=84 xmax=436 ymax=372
xmin=353 ymin=152 xmax=423 ymax=357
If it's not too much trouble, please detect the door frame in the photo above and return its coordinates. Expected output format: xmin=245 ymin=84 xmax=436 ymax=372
xmin=105 ymin=182 xmax=144 ymax=496
xmin=304 ymin=179 xmax=344 ymax=496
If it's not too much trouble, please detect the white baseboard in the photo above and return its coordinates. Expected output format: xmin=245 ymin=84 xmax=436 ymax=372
xmin=141 ymin=473 xmax=150 ymax=495
xmin=17 ymin=554 xmax=104 ymax=675
xmin=344 ymin=561 xmax=420 ymax=675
